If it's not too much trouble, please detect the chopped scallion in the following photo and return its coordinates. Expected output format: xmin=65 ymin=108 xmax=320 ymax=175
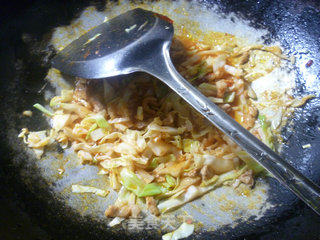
xmin=95 ymin=115 xmax=110 ymax=129
xmin=149 ymin=154 xmax=176 ymax=169
xmin=224 ymin=92 xmax=235 ymax=103
xmin=33 ymin=103 xmax=54 ymax=117
xmin=139 ymin=183 xmax=162 ymax=197
xmin=165 ymin=175 xmax=176 ymax=189
xmin=120 ymin=168 xmax=162 ymax=197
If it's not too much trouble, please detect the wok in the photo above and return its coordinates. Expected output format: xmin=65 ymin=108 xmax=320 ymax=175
xmin=0 ymin=0 xmax=320 ymax=239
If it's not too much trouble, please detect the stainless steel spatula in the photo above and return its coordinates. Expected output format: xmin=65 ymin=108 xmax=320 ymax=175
xmin=52 ymin=8 xmax=320 ymax=215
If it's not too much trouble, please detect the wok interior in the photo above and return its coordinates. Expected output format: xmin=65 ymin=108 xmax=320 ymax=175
xmin=0 ymin=0 xmax=319 ymax=239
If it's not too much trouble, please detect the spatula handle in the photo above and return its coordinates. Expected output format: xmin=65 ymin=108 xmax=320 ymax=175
xmin=144 ymin=44 xmax=320 ymax=215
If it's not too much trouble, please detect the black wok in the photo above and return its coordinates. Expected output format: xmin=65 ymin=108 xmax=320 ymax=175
xmin=0 ymin=0 xmax=320 ymax=239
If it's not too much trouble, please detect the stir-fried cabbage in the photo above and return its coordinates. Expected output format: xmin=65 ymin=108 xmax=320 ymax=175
xmin=19 ymin=23 xmax=302 ymax=224
xmin=71 ymin=184 xmax=109 ymax=197
xmin=162 ymin=222 xmax=195 ymax=240
xmin=158 ymin=170 xmax=243 ymax=213
xmin=258 ymin=114 xmax=274 ymax=150
xmin=236 ymin=151 xmax=265 ymax=174
xmin=108 ymin=217 xmax=124 ymax=227
xmin=120 ymin=168 xmax=162 ymax=197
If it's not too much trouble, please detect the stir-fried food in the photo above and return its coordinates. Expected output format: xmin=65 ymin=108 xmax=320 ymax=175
xmin=19 ymin=24 xmax=308 ymax=219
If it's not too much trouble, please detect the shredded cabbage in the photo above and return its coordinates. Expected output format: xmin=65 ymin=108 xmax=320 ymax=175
xmin=236 ymin=151 xmax=264 ymax=174
xmin=120 ymin=168 xmax=162 ymax=197
xmin=71 ymin=184 xmax=109 ymax=197
xmin=20 ymin=22 xmax=300 ymax=223
xmin=183 ymin=139 xmax=200 ymax=153
xmin=162 ymin=222 xmax=194 ymax=240
xmin=165 ymin=175 xmax=176 ymax=189
xmin=139 ymin=183 xmax=163 ymax=197
xmin=258 ymin=114 xmax=275 ymax=150
xmin=86 ymin=123 xmax=98 ymax=140
xmin=52 ymin=114 xmax=70 ymax=131
xmin=150 ymin=154 xmax=176 ymax=169
xmin=108 ymin=217 xmax=124 ymax=227
xmin=50 ymin=90 xmax=73 ymax=107
xmin=224 ymin=92 xmax=235 ymax=103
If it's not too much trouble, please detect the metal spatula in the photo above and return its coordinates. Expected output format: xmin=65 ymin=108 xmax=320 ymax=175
xmin=52 ymin=8 xmax=320 ymax=215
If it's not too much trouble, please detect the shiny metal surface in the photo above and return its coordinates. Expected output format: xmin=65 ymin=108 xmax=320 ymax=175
xmin=52 ymin=8 xmax=320 ymax=215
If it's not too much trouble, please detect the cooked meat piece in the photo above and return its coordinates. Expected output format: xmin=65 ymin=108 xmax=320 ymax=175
xmin=220 ymin=103 xmax=231 ymax=112
xmin=243 ymin=106 xmax=258 ymax=129
xmin=118 ymin=205 xmax=132 ymax=218
xmin=238 ymin=169 xmax=254 ymax=188
xmin=105 ymin=205 xmax=119 ymax=218
xmin=105 ymin=204 xmax=141 ymax=218
xmin=216 ymin=80 xmax=228 ymax=98
xmin=130 ymin=204 xmax=141 ymax=218
xmin=200 ymin=165 xmax=215 ymax=181
xmin=146 ymin=197 xmax=160 ymax=216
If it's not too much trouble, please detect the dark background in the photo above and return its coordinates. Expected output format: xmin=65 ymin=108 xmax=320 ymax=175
xmin=1 ymin=0 xmax=320 ymax=239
